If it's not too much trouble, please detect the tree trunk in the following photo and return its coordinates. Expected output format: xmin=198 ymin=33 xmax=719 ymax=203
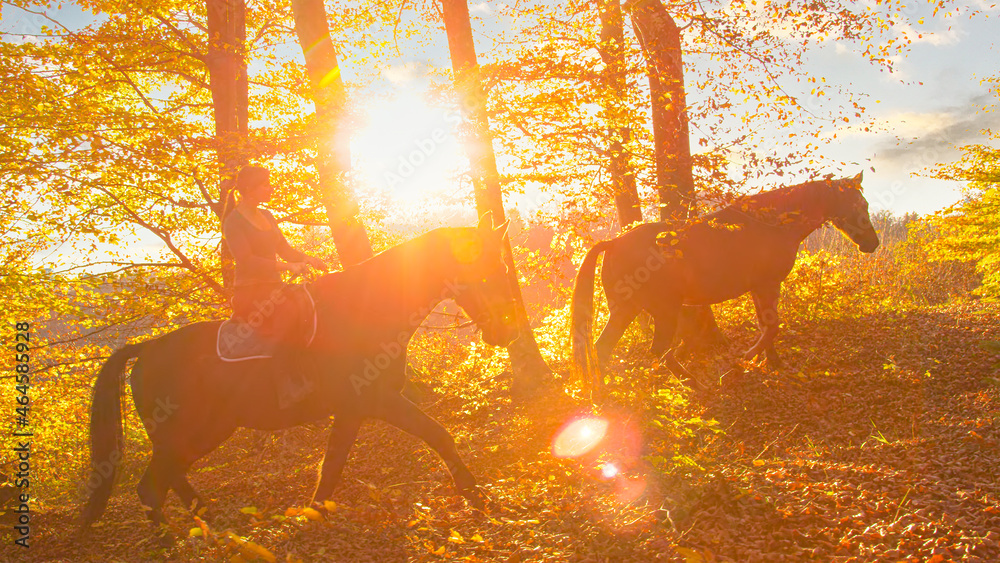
xmin=629 ymin=0 xmax=694 ymax=223
xmin=290 ymin=0 xmax=373 ymax=267
xmin=439 ymin=0 xmax=553 ymax=393
xmin=597 ymin=0 xmax=643 ymax=230
xmin=629 ymin=0 xmax=726 ymax=349
xmin=206 ymin=0 xmax=249 ymax=290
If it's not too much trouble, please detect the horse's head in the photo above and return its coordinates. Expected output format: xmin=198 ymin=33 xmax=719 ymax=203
xmin=825 ymin=172 xmax=880 ymax=253
xmin=448 ymin=212 xmax=519 ymax=347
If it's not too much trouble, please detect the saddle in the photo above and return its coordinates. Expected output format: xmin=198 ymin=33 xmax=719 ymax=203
xmin=216 ymin=285 xmax=318 ymax=362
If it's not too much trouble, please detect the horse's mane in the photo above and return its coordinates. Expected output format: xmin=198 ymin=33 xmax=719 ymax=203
xmin=310 ymin=227 xmax=461 ymax=296
xmin=738 ymin=178 xmax=826 ymax=208
xmin=723 ymin=177 xmax=857 ymax=222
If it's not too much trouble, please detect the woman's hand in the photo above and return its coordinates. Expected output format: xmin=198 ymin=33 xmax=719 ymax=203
xmin=282 ymin=261 xmax=310 ymax=275
xmin=306 ymin=255 xmax=329 ymax=272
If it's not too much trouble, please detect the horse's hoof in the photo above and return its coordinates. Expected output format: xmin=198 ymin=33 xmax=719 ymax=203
xmin=153 ymin=525 xmax=176 ymax=547
xmin=720 ymin=367 xmax=745 ymax=387
xmin=458 ymin=485 xmax=491 ymax=511
xmin=309 ymin=496 xmax=343 ymax=516
xmin=684 ymin=378 xmax=712 ymax=400
xmin=692 ymin=380 xmax=712 ymax=396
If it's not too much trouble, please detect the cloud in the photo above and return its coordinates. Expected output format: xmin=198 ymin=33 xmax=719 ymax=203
xmin=470 ymin=2 xmax=492 ymax=15
xmin=893 ymin=21 xmax=962 ymax=46
xmin=872 ymin=91 xmax=1000 ymax=173
xmin=382 ymin=63 xmax=423 ymax=84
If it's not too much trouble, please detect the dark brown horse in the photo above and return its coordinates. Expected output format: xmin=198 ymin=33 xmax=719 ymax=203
xmin=571 ymin=173 xmax=880 ymax=393
xmin=81 ymin=214 xmax=516 ymax=528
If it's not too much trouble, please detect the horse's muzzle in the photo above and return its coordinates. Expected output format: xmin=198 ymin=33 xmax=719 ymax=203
xmin=860 ymin=239 xmax=880 ymax=253
xmin=483 ymin=328 xmax=518 ymax=348
xmin=481 ymin=318 xmax=519 ymax=347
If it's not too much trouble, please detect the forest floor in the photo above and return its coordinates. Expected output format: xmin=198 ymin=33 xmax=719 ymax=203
xmin=9 ymin=302 xmax=1000 ymax=562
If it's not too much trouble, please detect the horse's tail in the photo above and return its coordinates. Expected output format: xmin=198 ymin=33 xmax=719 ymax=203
xmin=570 ymin=240 xmax=615 ymax=391
xmin=81 ymin=342 xmax=144 ymax=526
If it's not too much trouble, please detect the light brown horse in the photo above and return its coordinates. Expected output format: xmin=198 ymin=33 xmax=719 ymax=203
xmin=81 ymin=214 xmax=517 ymax=529
xmin=571 ymin=173 xmax=880 ymax=393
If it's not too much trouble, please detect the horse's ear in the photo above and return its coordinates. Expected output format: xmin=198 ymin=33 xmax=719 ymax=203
xmin=854 ymin=171 xmax=863 ymax=182
xmin=494 ymin=219 xmax=510 ymax=240
xmin=478 ymin=211 xmax=495 ymax=232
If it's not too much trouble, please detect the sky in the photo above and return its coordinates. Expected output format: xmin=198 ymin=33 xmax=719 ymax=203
xmin=806 ymin=6 xmax=999 ymax=215
xmin=332 ymin=0 xmax=1000 ymax=220
xmin=2 ymin=0 xmax=998 ymax=231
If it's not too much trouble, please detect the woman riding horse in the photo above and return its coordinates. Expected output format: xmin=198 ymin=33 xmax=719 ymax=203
xmin=224 ymin=165 xmax=329 ymax=405
xmin=81 ymin=211 xmax=517 ymax=530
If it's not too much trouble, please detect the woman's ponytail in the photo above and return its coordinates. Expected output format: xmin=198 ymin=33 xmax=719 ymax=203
xmin=224 ymin=165 xmax=269 ymax=219
xmin=222 ymin=181 xmax=239 ymax=219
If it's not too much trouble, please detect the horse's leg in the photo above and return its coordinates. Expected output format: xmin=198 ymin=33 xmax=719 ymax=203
xmin=312 ymin=413 xmax=363 ymax=503
xmin=374 ymin=393 xmax=484 ymax=507
xmin=137 ymin=451 xmax=172 ymax=529
xmin=649 ymin=302 xmax=708 ymax=393
xmin=171 ymin=472 xmax=205 ymax=514
xmin=595 ymin=304 xmax=638 ymax=365
xmin=167 ymin=423 xmax=237 ymax=518
xmin=649 ymin=303 xmax=680 ymax=359
xmin=747 ymin=288 xmax=781 ymax=367
xmin=156 ymin=455 xmax=208 ymax=518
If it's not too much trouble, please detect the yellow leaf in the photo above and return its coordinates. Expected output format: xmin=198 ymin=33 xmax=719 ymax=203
xmin=753 ymin=459 xmax=766 ymax=466
xmin=470 ymin=533 xmax=484 ymax=542
xmin=433 ymin=545 xmax=446 ymax=555
xmin=676 ymin=547 xmax=705 ymax=563
xmin=240 ymin=506 xmax=259 ymax=515
xmin=302 ymin=507 xmax=323 ymax=521
xmin=245 ymin=541 xmax=277 ymax=563
xmin=323 ymin=500 xmax=337 ymax=512
xmin=189 ymin=527 xmax=204 ymax=537
xmin=448 ymin=530 xmax=465 ymax=544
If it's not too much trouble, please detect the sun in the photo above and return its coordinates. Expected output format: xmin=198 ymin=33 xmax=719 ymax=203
xmin=352 ymin=90 xmax=465 ymax=204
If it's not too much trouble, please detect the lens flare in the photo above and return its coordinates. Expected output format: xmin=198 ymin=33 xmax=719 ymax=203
xmin=353 ymin=90 xmax=463 ymax=204
xmin=614 ymin=476 xmax=647 ymax=504
xmin=600 ymin=462 xmax=619 ymax=479
xmin=552 ymin=417 xmax=609 ymax=458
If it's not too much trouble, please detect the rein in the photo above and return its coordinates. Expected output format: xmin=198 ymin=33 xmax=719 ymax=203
xmin=418 ymin=311 xmax=476 ymax=331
